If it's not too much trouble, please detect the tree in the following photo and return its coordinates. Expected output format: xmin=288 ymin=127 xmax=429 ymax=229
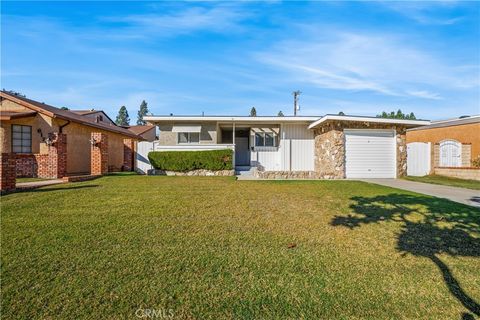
xmin=60 ymin=106 xmax=69 ymax=110
xmin=115 ymin=106 xmax=130 ymax=126
xmin=376 ymin=109 xmax=415 ymax=120
xmin=278 ymin=111 xmax=284 ymax=117
xmin=137 ymin=100 xmax=149 ymax=125
xmin=250 ymin=107 xmax=257 ymax=117
xmin=338 ymin=111 xmax=345 ymax=116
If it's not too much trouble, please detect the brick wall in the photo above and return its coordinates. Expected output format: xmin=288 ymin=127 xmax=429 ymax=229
xmin=434 ymin=167 xmax=480 ymax=181
xmin=36 ymin=133 xmax=67 ymax=179
xmin=91 ymin=132 xmax=109 ymax=175
xmin=15 ymin=154 xmax=37 ymax=178
xmin=123 ymin=138 xmax=134 ymax=171
xmin=1 ymin=153 xmax=16 ymax=192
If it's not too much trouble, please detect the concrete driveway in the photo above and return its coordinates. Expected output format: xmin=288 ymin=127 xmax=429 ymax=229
xmin=361 ymin=179 xmax=480 ymax=208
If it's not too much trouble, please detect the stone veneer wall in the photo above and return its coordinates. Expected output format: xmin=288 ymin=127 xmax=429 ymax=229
xmin=147 ymin=169 xmax=234 ymax=176
xmin=253 ymin=170 xmax=316 ymax=179
xmin=313 ymin=121 xmax=408 ymax=179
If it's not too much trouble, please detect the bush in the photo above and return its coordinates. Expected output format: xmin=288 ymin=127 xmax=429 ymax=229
xmin=472 ymin=156 xmax=480 ymax=168
xmin=148 ymin=149 xmax=233 ymax=172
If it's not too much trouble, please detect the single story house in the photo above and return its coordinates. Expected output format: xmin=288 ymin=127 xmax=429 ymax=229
xmin=0 ymin=91 xmax=141 ymax=182
xmin=143 ymin=114 xmax=430 ymax=179
xmin=406 ymin=115 xmax=480 ymax=167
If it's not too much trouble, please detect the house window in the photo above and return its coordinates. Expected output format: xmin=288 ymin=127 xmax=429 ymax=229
xmin=178 ymin=132 xmax=200 ymax=144
xmin=255 ymin=132 xmax=277 ymax=147
xmin=12 ymin=125 xmax=32 ymax=153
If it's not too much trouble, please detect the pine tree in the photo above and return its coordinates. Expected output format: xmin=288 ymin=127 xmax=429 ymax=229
xmin=115 ymin=106 xmax=130 ymax=126
xmin=338 ymin=111 xmax=345 ymax=116
xmin=278 ymin=111 xmax=284 ymax=117
xmin=137 ymin=100 xmax=149 ymax=125
xmin=250 ymin=107 xmax=257 ymax=117
xmin=377 ymin=109 xmax=416 ymax=120
xmin=408 ymin=112 xmax=416 ymax=120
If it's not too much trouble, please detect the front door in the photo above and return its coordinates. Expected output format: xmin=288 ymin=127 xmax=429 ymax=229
xmin=235 ymin=137 xmax=250 ymax=166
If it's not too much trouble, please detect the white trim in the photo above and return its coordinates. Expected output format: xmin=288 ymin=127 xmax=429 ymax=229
xmin=144 ymin=116 xmax=319 ymax=122
xmin=308 ymin=115 xmax=430 ymax=129
xmin=171 ymin=125 xmax=201 ymax=133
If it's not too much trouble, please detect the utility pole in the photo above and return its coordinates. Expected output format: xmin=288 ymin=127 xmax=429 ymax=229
xmin=292 ymin=90 xmax=301 ymax=116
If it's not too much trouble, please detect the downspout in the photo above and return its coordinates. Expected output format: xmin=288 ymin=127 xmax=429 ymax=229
xmin=59 ymin=120 xmax=71 ymax=133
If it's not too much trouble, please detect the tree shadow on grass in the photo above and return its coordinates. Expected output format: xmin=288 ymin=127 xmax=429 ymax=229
xmin=331 ymin=193 xmax=480 ymax=317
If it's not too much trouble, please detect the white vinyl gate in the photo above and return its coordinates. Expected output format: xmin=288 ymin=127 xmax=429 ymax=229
xmin=136 ymin=141 xmax=155 ymax=174
xmin=407 ymin=142 xmax=431 ymax=176
xmin=439 ymin=139 xmax=462 ymax=167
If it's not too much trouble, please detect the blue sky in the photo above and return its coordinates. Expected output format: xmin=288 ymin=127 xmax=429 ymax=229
xmin=2 ymin=1 xmax=479 ymax=121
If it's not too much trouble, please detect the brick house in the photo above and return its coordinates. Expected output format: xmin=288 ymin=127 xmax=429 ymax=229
xmin=0 ymin=91 xmax=141 ymax=191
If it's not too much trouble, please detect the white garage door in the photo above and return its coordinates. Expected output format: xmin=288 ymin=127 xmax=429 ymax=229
xmin=345 ymin=129 xmax=396 ymax=178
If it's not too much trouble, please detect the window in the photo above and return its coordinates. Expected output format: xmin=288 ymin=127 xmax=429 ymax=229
xmin=178 ymin=132 xmax=200 ymax=144
xmin=12 ymin=125 xmax=32 ymax=153
xmin=255 ymin=132 xmax=277 ymax=147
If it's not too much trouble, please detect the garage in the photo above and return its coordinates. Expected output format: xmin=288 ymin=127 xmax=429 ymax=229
xmin=345 ymin=129 xmax=396 ymax=178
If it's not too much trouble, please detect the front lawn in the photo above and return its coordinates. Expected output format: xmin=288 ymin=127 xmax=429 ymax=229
xmin=1 ymin=176 xmax=479 ymax=319
xmin=404 ymin=174 xmax=480 ymax=190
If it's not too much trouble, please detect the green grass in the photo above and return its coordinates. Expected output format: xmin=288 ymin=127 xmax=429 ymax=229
xmin=1 ymin=176 xmax=479 ymax=319
xmin=404 ymin=174 xmax=480 ymax=190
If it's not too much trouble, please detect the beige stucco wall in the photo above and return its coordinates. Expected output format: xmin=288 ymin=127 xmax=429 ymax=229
xmin=1 ymin=100 xmax=54 ymax=154
xmin=158 ymin=123 xmax=217 ymax=145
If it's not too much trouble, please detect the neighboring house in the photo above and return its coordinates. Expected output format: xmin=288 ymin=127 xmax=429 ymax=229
xmin=71 ymin=109 xmax=116 ymax=126
xmin=0 ymin=91 xmax=140 ymax=182
xmin=126 ymin=125 xmax=156 ymax=142
xmin=143 ymin=114 xmax=429 ymax=178
xmin=406 ymin=115 xmax=480 ymax=167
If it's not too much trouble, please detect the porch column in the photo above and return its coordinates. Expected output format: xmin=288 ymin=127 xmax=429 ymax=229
xmin=91 ymin=132 xmax=109 ymax=175
xmin=232 ymin=122 xmax=236 ymax=168
xmin=0 ymin=153 xmax=16 ymax=192
xmin=123 ymin=138 xmax=135 ymax=171
xmin=36 ymin=133 xmax=67 ymax=179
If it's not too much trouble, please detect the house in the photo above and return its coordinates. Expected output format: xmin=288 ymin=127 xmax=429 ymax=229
xmin=0 ymin=91 xmax=141 ymax=190
xmin=143 ymin=114 xmax=430 ymax=179
xmin=71 ymin=109 xmax=116 ymax=126
xmin=406 ymin=115 xmax=480 ymax=179
xmin=125 ymin=125 xmax=156 ymax=142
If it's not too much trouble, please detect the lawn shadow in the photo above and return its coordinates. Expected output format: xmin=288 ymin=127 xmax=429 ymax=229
xmin=18 ymin=184 xmax=99 ymax=193
xmin=331 ymin=193 xmax=480 ymax=317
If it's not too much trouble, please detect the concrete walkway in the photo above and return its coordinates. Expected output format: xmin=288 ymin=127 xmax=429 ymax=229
xmin=361 ymin=179 xmax=480 ymax=208
xmin=16 ymin=179 xmax=65 ymax=190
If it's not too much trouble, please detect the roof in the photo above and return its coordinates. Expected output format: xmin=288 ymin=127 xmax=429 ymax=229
xmin=144 ymin=114 xmax=430 ymax=128
xmin=308 ymin=114 xmax=430 ymax=129
xmin=143 ymin=115 xmax=320 ymax=123
xmin=0 ymin=91 xmax=140 ymax=139
xmin=0 ymin=110 xmax=37 ymax=120
xmin=126 ymin=125 xmax=156 ymax=135
xmin=71 ymin=110 xmax=97 ymax=115
xmin=407 ymin=115 xmax=480 ymax=131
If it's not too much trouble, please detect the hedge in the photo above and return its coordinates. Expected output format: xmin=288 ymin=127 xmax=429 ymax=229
xmin=148 ymin=149 xmax=233 ymax=172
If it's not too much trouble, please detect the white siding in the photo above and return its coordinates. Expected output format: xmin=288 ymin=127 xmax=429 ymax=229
xmin=345 ymin=129 xmax=396 ymax=178
xmin=407 ymin=142 xmax=431 ymax=176
xmin=251 ymin=147 xmax=281 ymax=171
xmin=280 ymin=124 xmax=315 ymax=171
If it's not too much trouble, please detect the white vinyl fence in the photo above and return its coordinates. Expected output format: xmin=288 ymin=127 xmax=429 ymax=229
xmin=407 ymin=142 xmax=431 ymax=176
xmin=136 ymin=141 xmax=235 ymax=174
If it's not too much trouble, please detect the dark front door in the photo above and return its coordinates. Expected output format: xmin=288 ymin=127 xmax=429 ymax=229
xmin=235 ymin=136 xmax=250 ymax=166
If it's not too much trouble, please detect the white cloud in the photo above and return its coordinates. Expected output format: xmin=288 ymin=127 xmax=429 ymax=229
xmin=103 ymin=5 xmax=251 ymax=37
xmin=379 ymin=1 xmax=465 ymax=25
xmin=406 ymin=90 xmax=443 ymax=100
xmin=255 ymin=31 xmax=479 ymax=97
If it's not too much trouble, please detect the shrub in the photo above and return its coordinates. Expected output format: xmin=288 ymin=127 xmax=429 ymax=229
xmin=148 ymin=149 xmax=233 ymax=171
